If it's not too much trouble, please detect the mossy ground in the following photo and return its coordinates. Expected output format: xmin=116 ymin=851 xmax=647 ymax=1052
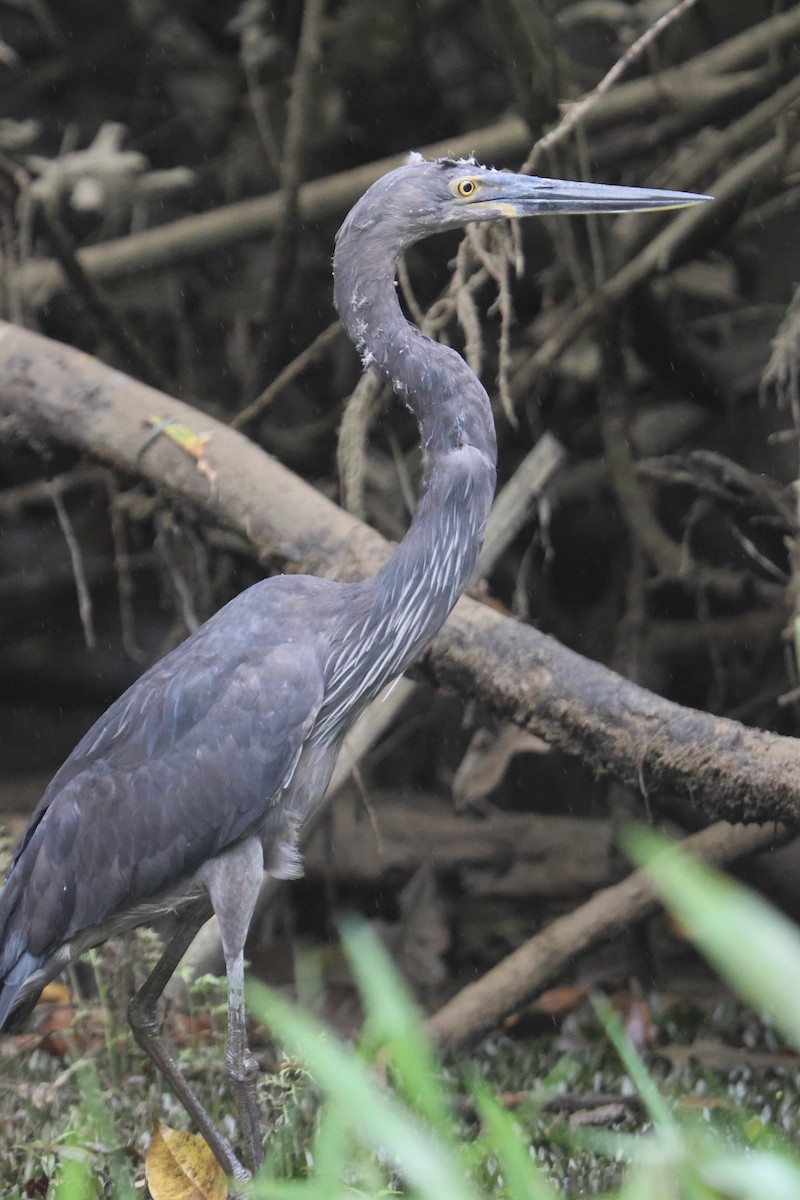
xmin=1 ymin=964 xmax=797 ymax=1198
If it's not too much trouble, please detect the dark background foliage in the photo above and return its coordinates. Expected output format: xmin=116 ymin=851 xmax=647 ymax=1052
xmin=1 ymin=0 xmax=799 ymax=998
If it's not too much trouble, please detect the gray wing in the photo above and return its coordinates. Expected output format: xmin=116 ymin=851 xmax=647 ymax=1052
xmin=5 ymin=580 xmax=330 ymax=959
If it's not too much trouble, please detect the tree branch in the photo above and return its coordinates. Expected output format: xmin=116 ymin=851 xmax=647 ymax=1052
xmin=426 ymin=821 xmax=787 ymax=1053
xmin=1 ymin=320 xmax=799 ymax=827
xmin=11 ymin=4 xmax=800 ymax=308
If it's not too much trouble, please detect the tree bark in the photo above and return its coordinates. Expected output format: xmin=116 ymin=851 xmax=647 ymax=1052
xmin=1 ymin=320 xmax=798 ymax=827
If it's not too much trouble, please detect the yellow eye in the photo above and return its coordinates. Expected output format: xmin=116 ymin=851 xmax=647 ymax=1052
xmin=456 ymin=178 xmax=477 ymax=197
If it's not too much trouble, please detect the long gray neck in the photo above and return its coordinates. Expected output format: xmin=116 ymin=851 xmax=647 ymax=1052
xmin=334 ymin=238 xmax=497 ymax=471
xmin=319 ymin=227 xmax=496 ymax=731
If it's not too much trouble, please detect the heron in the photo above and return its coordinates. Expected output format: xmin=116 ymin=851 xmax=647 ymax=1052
xmin=0 ymin=156 xmax=708 ymax=1179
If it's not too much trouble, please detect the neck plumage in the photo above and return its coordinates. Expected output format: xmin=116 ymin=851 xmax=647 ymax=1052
xmin=330 ymin=227 xmax=497 ymax=680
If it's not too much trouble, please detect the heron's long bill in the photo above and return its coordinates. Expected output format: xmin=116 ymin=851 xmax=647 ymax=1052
xmin=491 ymin=175 xmax=711 ymax=217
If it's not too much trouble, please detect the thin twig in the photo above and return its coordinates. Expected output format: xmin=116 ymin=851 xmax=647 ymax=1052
xmin=0 ymin=465 xmax=106 ymax=515
xmin=454 ymin=235 xmax=484 ymax=377
xmin=466 ymin=224 xmax=519 ymax=425
xmin=36 ymin=202 xmax=174 ymax=393
xmin=103 ymin=471 xmax=146 ymax=663
xmin=47 ymin=476 xmax=96 ymax=649
xmin=258 ymin=0 xmax=326 ymax=371
xmin=337 ymin=372 xmax=385 ymax=518
xmin=525 ymin=0 xmax=703 ymax=173
xmin=232 ymin=320 xmax=342 ymax=430
xmin=154 ymin=512 xmax=200 ymax=634
xmin=511 ymin=135 xmax=786 ymax=397
xmin=474 ymin=432 xmax=566 ymax=582
xmin=338 ymin=372 xmax=388 ymax=518
xmin=396 ymin=255 xmax=426 ymax=329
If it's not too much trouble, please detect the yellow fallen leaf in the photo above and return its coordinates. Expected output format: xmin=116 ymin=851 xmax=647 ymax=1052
xmin=39 ymin=981 xmax=72 ymax=1005
xmin=145 ymin=1119 xmax=228 ymax=1200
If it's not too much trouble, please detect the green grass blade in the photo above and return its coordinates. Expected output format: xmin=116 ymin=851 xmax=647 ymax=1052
xmin=625 ymin=826 xmax=800 ymax=1051
xmin=247 ymin=979 xmax=477 ymax=1200
xmin=340 ymin=919 xmax=453 ymax=1131
xmin=471 ymin=1082 xmax=558 ymax=1200
xmin=51 ymin=1138 xmax=97 ymax=1200
xmin=591 ymin=992 xmax=676 ymax=1134
xmin=701 ymin=1149 xmax=800 ymax=1200
xmin=72 ymin=1062 xmax=138 ymax=1200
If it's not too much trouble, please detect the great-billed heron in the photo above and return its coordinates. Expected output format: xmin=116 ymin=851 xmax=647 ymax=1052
xmin=0 ymin=155 xmax=708 ymax=1179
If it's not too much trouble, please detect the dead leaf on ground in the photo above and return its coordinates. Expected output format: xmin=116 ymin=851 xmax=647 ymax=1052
xmin=34 ymin=1002 xmax=79 ymax=1058
xmin=38 ymin=981 xmax=71 ymax=1006
xmin=145 ymin=1119 xmax=228 ymax=1200
xmin=0 ymin=994 xmax=83 ymax=1060
xmin=622 ymin=978 xmax=657 ymax=1050
xmin=568 ymin=1102 xmax=627 ymax=1129
xmin=452 ymin=723 xmax=549 ymax=808
xmin=678 ymin=1094 xmax=737 ymax=1113
xmin=21 ymin=1174 xmax=48 ymax=1197
xmin=168 ymin=1010 xmax=216 ymax=1048
xmin=534 ymin=984 xmax=589 ymax=1017
xmin=26 ymin=992 xmax=105 ymax=1059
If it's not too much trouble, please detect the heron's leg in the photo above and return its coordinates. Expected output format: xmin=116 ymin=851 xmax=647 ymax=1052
xmin=200 ymin=837 xmax=265 ymax=1174
xmin=222 ymin=941 xmax=263 ymax=1172
xmin=127 ymin=898 xmax=250 ymax=1182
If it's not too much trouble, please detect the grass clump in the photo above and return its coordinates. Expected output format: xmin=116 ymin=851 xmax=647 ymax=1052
xmin=5 ymin=829 xmax=800 ymax=1197
xmin=245 ymin=833 xmax=800 ymax=1199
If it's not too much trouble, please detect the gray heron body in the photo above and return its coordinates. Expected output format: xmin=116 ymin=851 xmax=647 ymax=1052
xmin=0 ymin=156 xmax=708 ymax=1179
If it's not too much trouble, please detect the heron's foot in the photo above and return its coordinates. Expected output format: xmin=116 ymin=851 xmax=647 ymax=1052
xmin=227 ymin=1045 xmax=264 ymax=1173
xmin=225 ymin=1153 xmax=252 ymax=1184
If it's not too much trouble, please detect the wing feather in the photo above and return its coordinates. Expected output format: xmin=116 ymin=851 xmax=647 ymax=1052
xmin=3 ymin=580 xmax=331 ymax=960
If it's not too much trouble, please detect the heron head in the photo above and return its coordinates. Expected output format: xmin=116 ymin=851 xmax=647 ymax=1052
xmin=336 ymin=154 xmax=711 ymax=255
